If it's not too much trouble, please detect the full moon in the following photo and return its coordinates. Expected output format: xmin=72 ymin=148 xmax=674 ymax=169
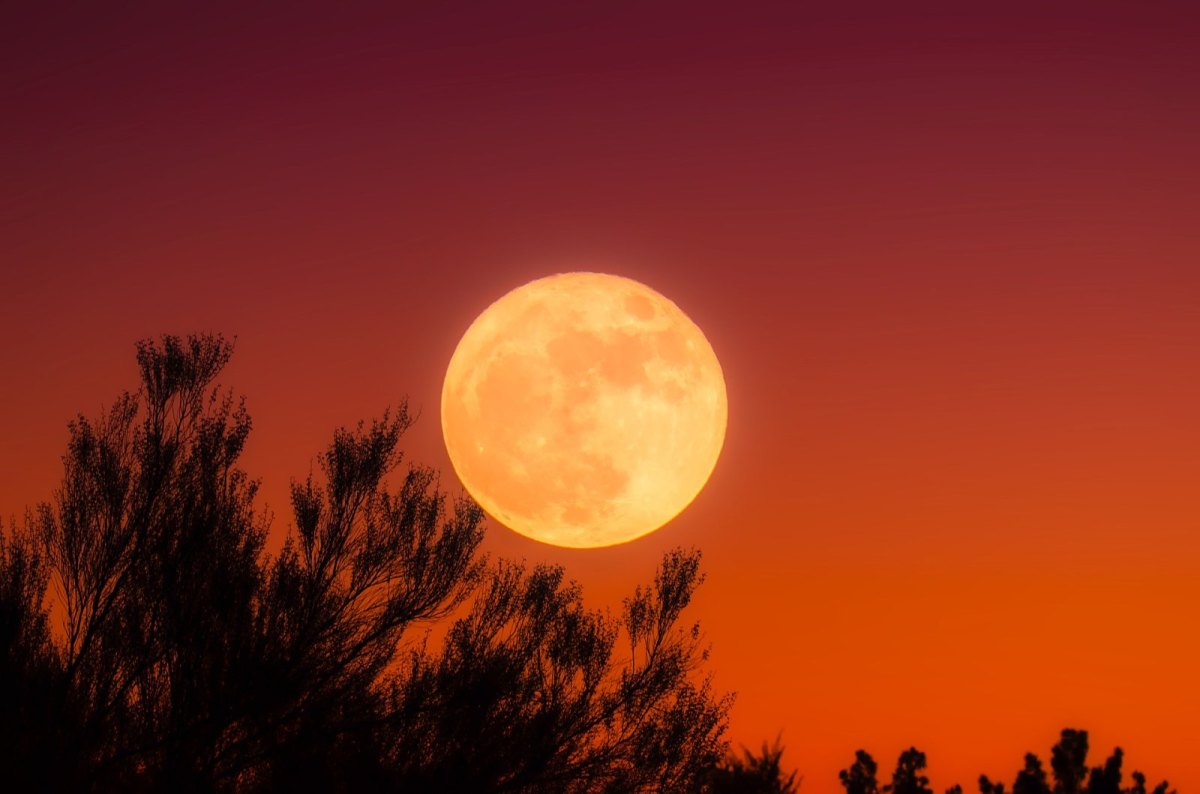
xmin=441 ymin=272 xmax=728 ymax=548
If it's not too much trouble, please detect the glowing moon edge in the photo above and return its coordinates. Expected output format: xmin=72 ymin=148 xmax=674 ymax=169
xmin=440 ymin=272 xmax=727 ymax=548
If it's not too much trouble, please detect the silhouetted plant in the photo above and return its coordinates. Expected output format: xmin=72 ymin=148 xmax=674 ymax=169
xmin=841 ymin=749 xmax=881 ymax=794
xmin=1014 ymin=754 xmax=1052 ymax=794
xmin=245 ymin=405 xmax=488 ymax=788
xmin=0 ymin=523 xmax=73 ymax=789
xmin=1129 ymin=770 xmax=1176 ymax=794
xmin=708 ymin=736 xmax=800 ymax=793
xmin=980 ymin=775 xmax=1008 ymax=794
xmin=1043 ymin=730 xmax=1175 ymax=794
xmin=0 ymin=334 xmax=731 ymax=791
xmin=1048 ymin=729 xmax=1092 ymax=794
xmin=374 ymin=548 xmax=731 ymax=791
xmin=33 ymin=335 xmax=275 ymax=787
xmin=1086 ymin=748 xmax=1124 ymax=794
xmin=886 ymin=747 xmax=933 ymax=794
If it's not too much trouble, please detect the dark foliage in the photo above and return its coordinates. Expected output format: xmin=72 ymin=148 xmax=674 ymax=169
xmin=0 ymin=334 xmax=730 ymax=792
xmin=708 ymin=737 xmax=800 ymax=793
xmin=0 ymin=523 xmax=71 ymax=789
xmin=381 ymin=548 xmax=730 ymax=792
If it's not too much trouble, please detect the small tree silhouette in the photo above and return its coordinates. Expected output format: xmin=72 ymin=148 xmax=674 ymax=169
xmin=1044 ymin=730 xmax=1177 ymax=794
xmin=980 ymin=775 xmax=1008 ymax=794
xmin=1051 ymin=729 xmax=1090 ymax=794
xmin=1129 ymin=771 xmax=1177 ymax=794
xmin=841 ymin=749 xmax=882 ymax=794
xmin=0 ymin=334 xmax=731 ymax=791
xmin=1013 ymin=753 xmax=1052 ymax=794
xmin=1086 ymin=748 xmax=1124 ymax=794
xmin=886 ymin=747 xmax=934 ymax=794
xmin=0 ymin=524 xmax=73 ymax=789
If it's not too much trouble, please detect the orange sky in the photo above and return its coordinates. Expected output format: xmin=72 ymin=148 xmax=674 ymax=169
xmin=3 ymin=4 xmax=1198 ymax=790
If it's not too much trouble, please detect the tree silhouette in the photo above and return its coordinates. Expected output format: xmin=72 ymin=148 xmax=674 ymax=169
xmin=977 ymin=733 xmax=1175 ymax=794
xmin=1086 ymin=748 xmax=1124 ymax=794
xmin=1013 ymin=753 xmax=1052 ymax=794
xmin=370 ymin=548 xmax=730 ymax=791
xmin=980 ymin=776 xmax=1008 ymax=794
xmin=0 ymin=522 xmax=74 ymax=789
xmin=0 ymin=334 xmax=731 ymax=791
xmin=39 ymin=335 xmax=284 ymax=787
xmin=245 ymin=405 xmax=487 ymax=788
xmin=841 ymin=749 xmax=881 ymax=794
xmin=1043 ymin=730 xmax=1177 ymax=794
xmin=1052 ymin=730 xmax=1090 ymax=794
xmin=886 ymin=747 xmax=934 ymax=794
xmin=1129 ymin=771 xmax=1177 ymax=794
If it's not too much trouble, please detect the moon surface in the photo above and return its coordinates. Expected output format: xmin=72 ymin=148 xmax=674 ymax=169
xmin=441 ymin=272 xmax=727 ymax=548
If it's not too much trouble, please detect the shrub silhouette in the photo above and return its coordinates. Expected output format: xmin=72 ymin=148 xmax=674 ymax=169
xmin=708 ymin=737 xmax=800 ymax=793
xmin=0 ymin=334 xmax=730 ymax=791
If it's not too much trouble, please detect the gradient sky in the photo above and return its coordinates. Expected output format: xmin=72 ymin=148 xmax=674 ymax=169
xmin=3 ymin=3 xmax=1198 ymax=790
